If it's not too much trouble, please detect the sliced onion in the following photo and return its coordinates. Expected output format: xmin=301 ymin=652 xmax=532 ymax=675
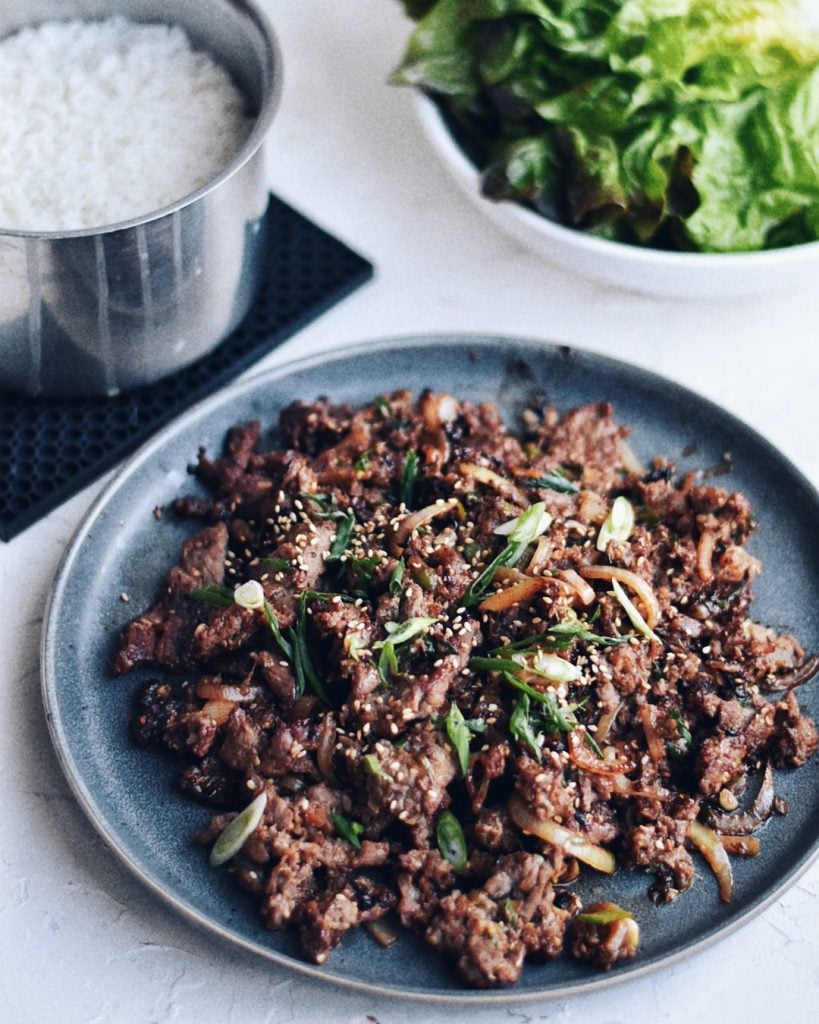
xmin=201 ymin=698 xmax=235 ymax=726
xmin=696 ymin=530 xmax=717 ymax=583
xmin=316 ymin=713 xmax=338 ymax=785
xmin=209 ymin=792 xmax=267 ymax=867
xmin=611 ymin=775 xmax=671 ymax=801
xmin=508 ymin=794 xmax=616 ymax=874
xmin=526 ymin=536 xmax=553 ymax=575
xmin=709 ymin=762 xmax=774 ymax=836
xmin=610 ymin=579 xmax=662 ymax=644
xmin=640 ymin=705 xmax=666 ymax=764
xmin=719 ymin=835 xmax=761 ymax=856
xmin=567 ymin=730 xmax=635 ymax=776
xmin=458 ymin=462 xmax=529 ymax=506
xmin=688 ymin=820 xmax=733 ymax=903
xmin=764 ymin=654 xmax=819 ymax=693
xmin=557 ymin=568 xmax=596 ymax=606
xmin=594 ymin=702 xmax=622 ymax=745
xmin=580 ymin=564 xmax=661 ymax=629
xmin=196 ymin=678 xmax=264 ymax=703
xmin=480 ymin=576 xmax=546 ymax=612
xmin=365 ymin=918 xmax=400 ymax=948
xmin=619 ymin=441 xmax=645 ymax=475
xmin=388 ymin=497 xmax=463 ymax=554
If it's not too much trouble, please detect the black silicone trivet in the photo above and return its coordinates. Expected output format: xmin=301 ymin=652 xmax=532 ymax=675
xmin=0 ymin=194 xmax=373 ymax=541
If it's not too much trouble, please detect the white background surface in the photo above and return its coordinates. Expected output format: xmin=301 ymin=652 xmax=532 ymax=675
xmin=1 ymin=2 xmax=818 ymax=1022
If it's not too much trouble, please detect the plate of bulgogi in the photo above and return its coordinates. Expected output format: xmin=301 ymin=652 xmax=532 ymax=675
xmin=42 ymin=335 xmax=819 ymax=1002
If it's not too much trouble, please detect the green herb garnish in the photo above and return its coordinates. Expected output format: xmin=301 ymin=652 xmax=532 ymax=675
xmin=509 ymin=693 xmax=542 ymax=762
xmin=354 ymin=446 xmax=376 ymax=472
xmin=361 ymin=754 xmax=384 ymax=777
xmin=436 ymin=810 xmax=467 ymax=871
xmin=286 ymin=593 xmax=329 ymax=702
xmin=299 ymin=491 xmax=335 ymax=514
xmin=348 ymin=555 xmax=380 ymax=591
xmin=373 ymin=395 xmax=392 ymax=417
xmin=400 ymin=449 xmax=420 ymax=509
xmin=577 ymin=906 xmax=634 ymax=926
xmin=666 ymin=709 xmax=693 ymax=759
xmin=374 ymin=616 xmax=437 ymax=686
xmin=583 ymin=731 xmax=605 ymax=759
xmin=462 ymin=502 xmax=551 ymax=607
xmin=209 ymin=793 xmax=267 ymax=867
xmin=326 ymin=510 xmax=355 ymax=563
xmin=262 ymin=602 xmax=294 ymax=661
xmin=262 ymin=557 xmax=292 ymax=572
xmin=388 ymin=558 xmax=406 ymax=596
xmin=331 ymin=809 xmax=364 ymax=849
xmin=188 ymin=585 xmax=234 ymax=607
xmin=523 ymin=468 xmax=580 ymax=494
xmin=444 ymin=703 xmax=485 ymax=776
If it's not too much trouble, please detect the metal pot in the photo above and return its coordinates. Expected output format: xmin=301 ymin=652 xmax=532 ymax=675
xmin=0 ymin=0 xmax=281 ymax=396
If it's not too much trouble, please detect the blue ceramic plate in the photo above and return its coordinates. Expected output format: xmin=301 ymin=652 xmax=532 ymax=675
xmin=41 ymin=335 xmax=819 ymax=1003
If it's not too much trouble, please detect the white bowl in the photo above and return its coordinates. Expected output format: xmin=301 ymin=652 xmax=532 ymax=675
xmin=416 ymin=93 xmax=819 ymax=299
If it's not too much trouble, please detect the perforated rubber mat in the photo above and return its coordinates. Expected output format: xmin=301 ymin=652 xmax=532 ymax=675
xmin=0 ymin=195 xmax=373 ymax=541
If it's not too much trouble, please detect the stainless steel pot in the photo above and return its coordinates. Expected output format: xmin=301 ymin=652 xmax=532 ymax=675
xmin=0 ymin=0 xmax=281 ymax=396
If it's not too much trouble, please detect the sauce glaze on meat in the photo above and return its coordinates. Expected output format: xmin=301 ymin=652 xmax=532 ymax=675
xmin=116 ymin=391 xmax=818 ymax=988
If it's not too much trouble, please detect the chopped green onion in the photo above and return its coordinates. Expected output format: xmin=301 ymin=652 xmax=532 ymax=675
xmin=354 ymin=446 xmax=376 ymax=472
xmin=262 ymin=557 xmax=292 ymax=572
xmin=262 ymin=601 xmax=294 ymax=660
xmin=444 ymin=703 xmax=484 ymax=776
xmin=347 ymin=555 xmax=380 ymax=591
xmin=400 ymin=449 xmax=420 ymax=509
xmin=209 ymin=792 xmax=267 ymax=866
xmin=583 ymin=731 xmax=605 ymax=758
xmin=577 ymin=905 xmax=634 ymax=926
xmin=611 ymin=578 xmax=661 ymax=644
xmin=361 ymin=754 xmax=384 ymax=777
xmin=523 ymin=469 xmax=580 ymax=494
xmin=509 ymin=693 xmax=542 ymax=761
xmin=299 ymin=491 xmax=334 ymax=513
xmin=498 ymin=898 xmax=520 ymax=927
xmin=544 ymin=620 xmax=628 ymax=648
xmin=345 ymin=634 xmax=365 ymax=662
xmin=374 ymin=616 xmax=436 ymax=686
xmin=376 ymin=641 xmax=399 ymax=686
xmin=188 ymin=585 xmax=234 ymax=607
xmin=666 ymin=709 xmax=693 ymax=759
xmin=513 ymin=649 xmax=584 ymax=684
xmin=327 ymin=510 xmax=355 ymax=562
xmin=493 ymin=504 xmax=552 ymax=537
xmin=436 ymin=811 xmax=467 ymax=871
xmin=596 ymin=496 xmax=635 ymax=551
xmin=379 ymin=616 xmax=437 ymax=647
xmin=331 ymin=809 xmax=364 ymax=849
xmin=233 ymin=579 xmax=265 ymax=610
xmin=463 ymin=501 xmax=551 ymax=606
xmin=373 ymin=395 xmax=392 ymax=417
xmin=388 ymin=558 xmax=405 ymax=596
xmin=287 ymin=594 xmax=329 ymax=702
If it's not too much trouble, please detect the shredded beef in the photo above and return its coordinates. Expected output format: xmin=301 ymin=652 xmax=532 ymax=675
xmin=115 ymin=391 xmax=817 ymax=989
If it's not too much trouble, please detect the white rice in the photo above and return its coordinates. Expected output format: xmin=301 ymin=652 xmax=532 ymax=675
xmin=0 ymin=17 xmax=253 ymax=232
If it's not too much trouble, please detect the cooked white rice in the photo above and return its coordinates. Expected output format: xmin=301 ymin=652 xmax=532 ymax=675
xmin=0 ymin=17 xmax=252 ymax=232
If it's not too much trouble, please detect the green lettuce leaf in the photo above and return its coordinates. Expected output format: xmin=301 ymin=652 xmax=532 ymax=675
xmin=395 ymin=0 xmax=819 ymax=252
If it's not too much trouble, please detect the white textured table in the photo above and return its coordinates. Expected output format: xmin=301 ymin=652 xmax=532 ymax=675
xmin=1 ymin=3 xmax=817 ymax=1022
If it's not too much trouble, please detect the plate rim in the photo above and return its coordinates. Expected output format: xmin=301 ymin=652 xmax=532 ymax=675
xmin=41 ymin=332 xmax=819 ymax=1004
